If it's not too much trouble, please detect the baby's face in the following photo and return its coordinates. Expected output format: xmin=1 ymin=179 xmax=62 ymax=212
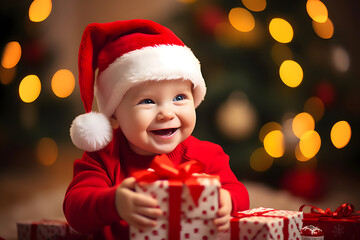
xmin=113 ymin=79 xmax=196 ymax=155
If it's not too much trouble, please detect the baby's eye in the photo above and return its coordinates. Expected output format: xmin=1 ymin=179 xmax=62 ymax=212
xmin=138 ymin=99 xmax=154 ymax=104
xmin=173 ymin=94 xmax=186 ymax=102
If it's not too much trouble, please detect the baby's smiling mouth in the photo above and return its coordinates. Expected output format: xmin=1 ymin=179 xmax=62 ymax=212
xmin=150 ymin=128 xmax=178 ymax=137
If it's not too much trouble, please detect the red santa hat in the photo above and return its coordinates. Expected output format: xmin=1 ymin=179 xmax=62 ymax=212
xmin=70 ymin=19 xmax=206 ymax=152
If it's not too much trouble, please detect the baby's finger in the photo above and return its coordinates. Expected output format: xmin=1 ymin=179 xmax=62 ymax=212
xmin=216 ymin=204 xmax=228 ymax=218
xmin=213 ymin=214 xmax=230 ymax=232
xmin=128 ymin=213 xmax=158 ymax=229
xmin=135 ymin=206 xmax=163 ymax=219
xmin=120 ymin=177 xmax=136 ymax=190
xmin=133 ymin=193 xmax=159 ymax=208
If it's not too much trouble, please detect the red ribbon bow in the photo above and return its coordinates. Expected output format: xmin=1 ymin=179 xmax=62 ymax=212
xmin=300 ymin=203 xmax=360 ymax=219
xmin=132 ymin=154 xmax=205 ymax=206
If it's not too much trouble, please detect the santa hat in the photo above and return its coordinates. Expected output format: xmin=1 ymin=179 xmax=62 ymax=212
xmin=70 ymin=19 xmax=206 ymax=152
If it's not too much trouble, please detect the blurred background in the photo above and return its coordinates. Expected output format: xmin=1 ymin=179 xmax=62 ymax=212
xmin=0 ymin=0 xmax=359 ymax=239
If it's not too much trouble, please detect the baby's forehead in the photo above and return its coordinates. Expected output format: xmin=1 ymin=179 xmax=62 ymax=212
xmin=134 ymin=79 xmax=194 ymax=90
xmin=123 ymin=79 xmax=194 ymax=98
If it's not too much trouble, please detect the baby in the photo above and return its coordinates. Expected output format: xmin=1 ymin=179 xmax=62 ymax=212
xmin=64 ymin=19 xmax=249 ymax=240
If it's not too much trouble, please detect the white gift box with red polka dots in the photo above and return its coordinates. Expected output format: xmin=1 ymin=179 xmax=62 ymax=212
xmin=218 ymin=207 xmax=303 ymax=240
xmin=130 ymin=176 xmax=221 ymax=240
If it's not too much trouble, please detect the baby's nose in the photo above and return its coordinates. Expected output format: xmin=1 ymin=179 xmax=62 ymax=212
xmin=156 ymin=109 xmax=175 ymax=121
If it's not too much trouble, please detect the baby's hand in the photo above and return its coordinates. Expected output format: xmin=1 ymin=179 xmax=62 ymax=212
xmin=115 ymin=177 xmax=163 ymax=229
xmin=213 ymin=188 xmax=232 ymax=232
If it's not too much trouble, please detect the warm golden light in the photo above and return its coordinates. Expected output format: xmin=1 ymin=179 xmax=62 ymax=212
xmin=215 ymin=21 xmax=262 ymax=48
xmin=299 ymin=130 xmax=321 ymax=159
xmin=216 ymin=91 xmax=257 ymax=140
xmin=19 ymin=75 xmax=41 ymax=103
xmin=312 ymin=18 xmax=334 ymax=39
xmin=228 ymin=7 xmax=255 ymax=32
xmin=259 ymin=121 xmax=282 ymax=142
xmin=36 ymin=137 xmax=58 ymax=166
xmin=269 ymin=18 xmax=293 ymax=43
xmin=331 ymin=121 xmax=351 ymax=149
xmin=242 ymin=0 xmax=266 ymax=12
xmin=292 ymin=112 xmax=315 ymax=138
xmin=29 ymin=0 xmax=52 ymax=22
xmin=1 ymin=41 xmax=22 ymax=69
xmin=279 ymin=60 xmax=303 ymax=88
xmin=295 ymin=143 xmax=311 ymax=162
xmin=0 ymin=66 xmax=16 ymax=85
xmin=303 ymin=97 xmax=325 ymax=122
xmin=51 ymin=69 xmax=75 ymax=98
xmin=306 ymin=0 xmax=328 ymax=23
xmin=250 ymin=147 xmax=274 ymax=172
xmin=263 ymin=130 xmax=285 ymax=158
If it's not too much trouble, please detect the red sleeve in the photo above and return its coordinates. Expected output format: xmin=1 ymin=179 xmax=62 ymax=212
xmin=185 ymin=137 xmax=249 ymax=213
xmin=63 ymin=151 xmax=122 ymax=234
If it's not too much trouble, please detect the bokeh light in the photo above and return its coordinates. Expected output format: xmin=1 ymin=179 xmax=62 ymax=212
xmin=279 ymin=60 xmax=303 ymax=88
xmin=306 ymin=0 xmax=328 ymax=23
xmin=330 ymin=121 xmax=351 ymax=149
xmin=242 ymin=0 xmax=266 ymax=12
xmin=216 ymin=91 xmax=257 ymax=140
xmin=263 ymin=130 xmax=285 ymax=158
xmin=282 ymin=116 xmax=298 ymax=143
xmin=271 ymin=43 xmax=293 ymax=66
xmin=292 ymin=112 xmax=315 ymax=139
xmin=259 ymin=121 xmax=282 ymax=142
xmin=36 ymin=137 xmax=58 ymax=166
xmin=250 ymin=147 xmax=274 ymax=172
xmin=315 ymin=81 xmax=335 ymax=107
xmin=299 ymin=130 xmax=321 ymax=159
xmin=19 ymin=75 xmax=41 ymax=103
xmin=196 ymin=5 xmax=227 ymax=36
xmin=303 ymin=97 xmax=324 ymax=122
xmin=0 ymin=66 xmax=16 ymax=85
xmin=228 ymin=7 xmax=255 ymax=32
xmin=1 ymin=41 xmax=22 ymax=69
xmin=295 ymin=143 xmax=311 ymax=162
xmin=29 ymin=0 xmax=52 ymax=22
xmin=312 ymin=18 xmax=334 ymax=39
xmin=51 ymin=69 xmax=75 ymax=98
xmin=215 ymin=21 xmax=262 ymax=48
xmin=331 ymin=46 xmax=350 ymax=73
xmin=269 ymin=18 xmax=293 ymax=43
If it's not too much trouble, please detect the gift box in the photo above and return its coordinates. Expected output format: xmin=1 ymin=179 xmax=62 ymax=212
xmin=130 ymin=154 xmax=220 ymax=240
xmin=300 ymin=203 xmax=360 ymax=240
xmin=17 ymin=219 xmax=91 ymax=240
xmin=218 ymin=207 xmax=303 ymax=240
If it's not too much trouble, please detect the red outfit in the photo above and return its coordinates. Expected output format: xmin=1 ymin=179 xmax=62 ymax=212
xmin=63 ymin=129 xmax=249 ymax=239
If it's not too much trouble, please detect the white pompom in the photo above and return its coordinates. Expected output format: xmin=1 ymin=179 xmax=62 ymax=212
xmin=70 ymin=112 xmax=113 ymax=152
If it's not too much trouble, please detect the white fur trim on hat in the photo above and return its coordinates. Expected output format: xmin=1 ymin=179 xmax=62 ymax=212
xmin=70 ymin=112 xmax=113 ymax=152
xmin=95 ymin=44 xmax=206 ymax=118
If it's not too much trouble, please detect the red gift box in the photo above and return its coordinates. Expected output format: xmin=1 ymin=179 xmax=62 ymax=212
xmin=300 ymin=203 xmax=360 ymax=240
xmin=130 ymin=154 xmax=220 ymax=240
xmin=17 ymin=219 xmax=91 ymax=240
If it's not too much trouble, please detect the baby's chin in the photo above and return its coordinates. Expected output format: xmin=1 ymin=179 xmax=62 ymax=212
xmin=129 ymin=144 xmax=177 ymax=156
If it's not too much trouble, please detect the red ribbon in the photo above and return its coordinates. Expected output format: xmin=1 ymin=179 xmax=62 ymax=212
xmin=230 ymin=209 xmax=291 ymax=240
xmin=132 ymin=154 xmax=206 ymax=240
xmin=300 ymin=203 xmax=360 ymax=221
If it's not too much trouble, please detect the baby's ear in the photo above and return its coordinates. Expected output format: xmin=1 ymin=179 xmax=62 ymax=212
xmin=110 ymin=116 xmax=120 ymax=129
